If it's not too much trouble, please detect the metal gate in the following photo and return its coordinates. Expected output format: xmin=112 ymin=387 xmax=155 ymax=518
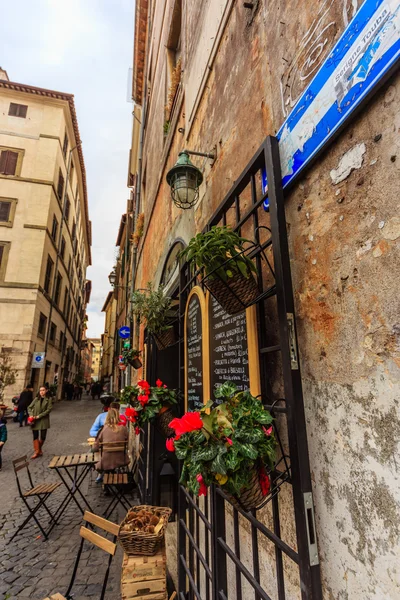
xmin=176 ymin=136 xmax=323 ymax=600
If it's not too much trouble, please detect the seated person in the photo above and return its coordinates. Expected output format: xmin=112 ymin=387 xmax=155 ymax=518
xmin=89 ymin=397 xmax=119 ymax=437
xmin=93 ymin=408 xmax=129 ymax=475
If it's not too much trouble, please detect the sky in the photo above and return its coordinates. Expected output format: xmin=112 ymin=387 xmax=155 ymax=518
xmin=0 ymin=0 xmax=134 ymax=337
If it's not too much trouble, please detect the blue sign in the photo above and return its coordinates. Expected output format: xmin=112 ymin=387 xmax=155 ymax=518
xmin=118 ymin=326 xmax=131 ymax=339
xmin=263 ymin=0 xmax=400 ymax=209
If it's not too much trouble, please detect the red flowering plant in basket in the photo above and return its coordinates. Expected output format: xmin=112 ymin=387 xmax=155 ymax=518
xmin=124 ymin=379 xmax=178 ymax=435
xmin=166 ymin=382 xmax=275 ymax=509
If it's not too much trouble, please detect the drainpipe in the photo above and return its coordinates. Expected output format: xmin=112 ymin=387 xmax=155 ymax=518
xmin=130 ymin=6 xmax=152 ymax=352
xmin=42 ymin=143 xmax=81 ymax=387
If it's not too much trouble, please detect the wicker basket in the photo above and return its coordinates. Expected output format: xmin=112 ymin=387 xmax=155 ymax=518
xmin=156 ymin=407 xmax=175 ymax=437
xmin=205 ymin=272 xmax=259 ymax=315
xmin=225 ymin=468 xmax=266 ymax=512
xmin=154 ymin=326 xmax=177 ymax=350
xmin=118 ymin=505 xmax=172 ymax=556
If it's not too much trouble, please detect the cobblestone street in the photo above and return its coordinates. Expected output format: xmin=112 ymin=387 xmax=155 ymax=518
xmin=0 ymin=395 xmax=135 ymax=600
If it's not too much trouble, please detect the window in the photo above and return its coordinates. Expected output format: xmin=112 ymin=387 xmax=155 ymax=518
xmin=62 ymin=131 xmax=68 ymax=158
xmin=51 ymin=214 xmax=58 ymax=242
xmin=65 ymin=195 xmax=70 ymax=222
xmin=38 ymin=312 xmax=47 ymax=338
xmin=54 ymin=272 xmax=62 ymax=306
xmin=0 ymin=149 xmax=19 ymax=175
xmin=72 ymin=220 xmax=76 ymax=241
xmin=44 ymin=255 xmax=54 ymax=294
xmin=69 ymin=161 xmax=74 ymax=185
xmin=0 ymin=198 xmax=17 ymax=228
xmin=63 ymin=286 xmax=69 ymax=315
xmin=0 ymin=242 xmax=11 ymax=280
xmin=57 ymin=169 xmax=64 ymax=200
xmin=49 ymin=322 xmax=57 ymax=344
xmin=59 ymin=330 xmax=64 ymax=351
xmin=9 ymin=103 xmax=28 ymax=118
xmin=68 ymin=256 xmax=72 ymax=276
xmin=60 ymin=236 xmax=66 ymax=260
xmin=165 ymin=1 xmax=182 ymax=128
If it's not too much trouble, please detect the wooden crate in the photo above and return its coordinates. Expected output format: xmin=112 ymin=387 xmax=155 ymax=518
xmin=121 ymin=545 xmax=167 ymax=599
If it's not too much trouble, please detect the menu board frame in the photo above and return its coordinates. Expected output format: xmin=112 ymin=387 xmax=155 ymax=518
xmin=205 ymin=291 xmax=261 ymax=398
xmin=184 ymin=286 xmax=210 ymax=411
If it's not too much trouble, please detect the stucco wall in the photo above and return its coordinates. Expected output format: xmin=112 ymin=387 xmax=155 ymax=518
xmin=135 ymin=1 xmax=399 ymax=597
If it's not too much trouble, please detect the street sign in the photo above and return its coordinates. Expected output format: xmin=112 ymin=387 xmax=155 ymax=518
xmin=118 ymin=326 xmax=131 ymax=339
xmin=263 ymin=0 xmax=400 ymax=207
xmin=32 ymin=352 xmax=45 ymax=369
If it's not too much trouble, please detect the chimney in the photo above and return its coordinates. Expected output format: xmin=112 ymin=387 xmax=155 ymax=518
xmin=0 ymin=67 xmax=9 ymax=81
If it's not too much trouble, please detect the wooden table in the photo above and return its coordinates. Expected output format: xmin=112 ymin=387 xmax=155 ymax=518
xmin=49 ymin=453 xmax=99 ymax=522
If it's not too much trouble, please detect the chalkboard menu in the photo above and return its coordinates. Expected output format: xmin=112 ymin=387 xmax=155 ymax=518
xmin=186 ymin=293 xmax=204 ymax=411
xmin=209 ymin=295 xmax=250 ymax=399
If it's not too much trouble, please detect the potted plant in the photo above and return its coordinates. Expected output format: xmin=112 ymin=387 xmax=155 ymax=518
xmin=122 ymin=348 xmax=142 ymax=369
xmin=132 ymin=283 xmax=177 ymax=350
xmin=180 ymin=226 xmax=259 ymax=315
xmin=166 ymin=382 xmax=275 ymax=511
xmin=125 ymin=379 xmax=179 ymax=437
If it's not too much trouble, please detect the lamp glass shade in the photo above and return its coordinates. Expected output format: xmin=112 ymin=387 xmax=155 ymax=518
xmin=108 ymin=271 xmax=116 ymax=286
xmin=166 ymin=151 xmax=203 ymax=209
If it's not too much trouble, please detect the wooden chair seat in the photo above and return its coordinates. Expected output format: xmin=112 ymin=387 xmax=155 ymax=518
xmin=103 ymin=472 xmax=128 ymax=485
xmin=24 ymin=482 xmax=61 ymax=497
xmin=43 ymin=594 xmax=66 ymax=600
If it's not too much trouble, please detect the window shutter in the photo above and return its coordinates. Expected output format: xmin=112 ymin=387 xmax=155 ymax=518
xmin=0 ymin=201 xmax=11 ymax=222
xmin=57 ymin=170 xmax=65 ymax=199
xmin=5 ymin=151 xmax=19 ymax=175
xmin=0 ymin=246 xmax=3 ymax=267
xmin=0 ymin=151 xmax=7 ymax=173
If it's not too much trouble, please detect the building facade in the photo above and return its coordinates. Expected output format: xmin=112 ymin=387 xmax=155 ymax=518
xmin=88 ymin=338 xmax=101 ymax=382
xmin=0 ymin=69 xmax=91 ymax=400
xmin=125 ymin=2 xmax=400 ymax=600
xmin=100 ymin=291 xmax=117 ymax=389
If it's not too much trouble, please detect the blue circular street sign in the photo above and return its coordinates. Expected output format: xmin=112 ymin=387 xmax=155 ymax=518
xmin=118 ymin=326 xmax=131 ymax=339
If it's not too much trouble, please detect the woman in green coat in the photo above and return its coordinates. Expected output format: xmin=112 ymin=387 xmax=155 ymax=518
xmin=28 ymin=385 xmax=52 ymax=459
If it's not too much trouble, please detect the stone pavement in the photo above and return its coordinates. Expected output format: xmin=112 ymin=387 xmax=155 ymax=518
xmin=0 ymin=394 xmax=137 ymax=600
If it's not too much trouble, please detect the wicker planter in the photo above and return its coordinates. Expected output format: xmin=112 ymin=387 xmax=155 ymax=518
xmin=156 ymin=406 xmax=175 ymax=437
xmin=154 ymin=326 xmax=177 ymax=350
xmin=118 ymin=505 xmax=172 ymax=556
xmin=225 ymin=468 xmax=267 ymax=512
xmin=128 ymin=357 xmax=142 ymax=369
xmin=204 ymin=272 xmax=259 ymax=315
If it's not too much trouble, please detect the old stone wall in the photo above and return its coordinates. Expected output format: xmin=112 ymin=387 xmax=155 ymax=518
xmin=136 ymin=1 xmax=400 ymax=597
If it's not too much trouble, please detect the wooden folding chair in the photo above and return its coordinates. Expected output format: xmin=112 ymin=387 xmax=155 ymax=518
xmin=9 ymin=455 xmax=61 ymax=544
xmin=43 ymin=511 xmax=120 ymax=600
xmin=99 ymin=441 xmax=132 ymax=518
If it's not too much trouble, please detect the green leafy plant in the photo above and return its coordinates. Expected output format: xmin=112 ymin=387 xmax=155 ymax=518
xmin=120 ymin=385 xmax=139 ymax=406
xmin=125 ymin=379 xmax=179 ymax=431
xmin=168 ymin=383 xmax=275 ymax=498
xmin=179 ymin=226 xmax=257 ymax=283
xmin=131 ymin=283 xmax=173 ymax=336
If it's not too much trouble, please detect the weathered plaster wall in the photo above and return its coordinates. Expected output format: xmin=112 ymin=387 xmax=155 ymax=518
xmin=136 ymin=1 xmax=399 ymax=597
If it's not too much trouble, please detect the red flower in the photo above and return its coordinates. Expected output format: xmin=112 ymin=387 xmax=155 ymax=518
xmin=138 ymin=379 xmax=150 ymax=390
xmin=135 ymin=427 xmax=141 ymax=435
xmin=259 ymin=467 xmax=271 ymax=496
xmin=125 ymin=407 xmax=138 ymax=422
xmin=119 ymin=415 xmax=127 ymax=427
xmin=196 ymin=474 xmax=208 ymax=497
xmin=226 ymin=438 xmax=233 ymax=446
xmin=169 ymin=412 xmax=203 ymax=437
xmin=163 ymin=384 xmax=167 ymax=389
xmin=166 ymin=438 xmax=175 ymax=452
xmin=138 ymin=394 xmax=149 ymax=406
xmin=156 ymin=379 xmax=163 ymax=388
xmin=262 ymin=425 xmax=273 ymax=437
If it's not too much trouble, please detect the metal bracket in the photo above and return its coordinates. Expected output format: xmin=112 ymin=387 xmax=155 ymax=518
xmin=304 ymin=492 xmax=319 ymax=566
xmin=287 ymin=312 xmax=299 ymax=370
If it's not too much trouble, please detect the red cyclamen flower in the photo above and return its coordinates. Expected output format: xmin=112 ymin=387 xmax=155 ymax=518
xmin=156 ymin=379 xmax=163 ymax=387
xmin=138 ymin=379 xmax=150 ymax=390
xmin=125 ymin=407 xmax=138 ymax=422
xmin=196 ymin=474 xmax=208 ymax=497
xmin=259 ymin=466 xmax=271 ymax=496
xmin=119 ymin=415 xmax=127 ymax=427
xmin=166 ymin=438 xmax=175 ymax=452
xmin=169 ymin=412 xmax=203 ymax=437
xmin=226 ymin=438 xmax=233 ymax=446
xmin=138 ymin=394 xmax=149 ymax=406
xmin=135 ymin=427 xmax=140 ymax=435
xmin=262 ymin=425 xmax=273 ymax=437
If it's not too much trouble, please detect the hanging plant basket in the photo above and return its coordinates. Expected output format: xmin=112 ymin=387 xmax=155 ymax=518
xmin=156 ymin=406 xmax=175 ymax=437
xmin=204 ymin=270 xmax=260 ymax=315
xmin=153 ymin=324 xmax=177 ymax=350
xmin=225 ymin=468 xmax=269 ymax=512
xmin=128 ymin=357 xmax=142 ymax=369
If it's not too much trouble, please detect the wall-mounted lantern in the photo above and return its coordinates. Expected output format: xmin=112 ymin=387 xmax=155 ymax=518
xmin=166 ymin=148 xmax=215 ymax=209
xmin=108 ymin=269 xmax=117 ymax=288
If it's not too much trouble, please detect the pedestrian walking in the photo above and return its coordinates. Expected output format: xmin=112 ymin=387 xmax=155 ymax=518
xmin=66 ymin=382 xmax=74 ymax=401
xmin=17 ymin=384 xmax=33 ymax=427
xmin=28 ymin=385 xmax=53 ymax=459
xmin=0 ymin=415 xmax=7 ymax=471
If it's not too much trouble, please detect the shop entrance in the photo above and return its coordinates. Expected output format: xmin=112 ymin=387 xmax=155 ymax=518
xmin=176 ymin=136 xmax=323 ymax=600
